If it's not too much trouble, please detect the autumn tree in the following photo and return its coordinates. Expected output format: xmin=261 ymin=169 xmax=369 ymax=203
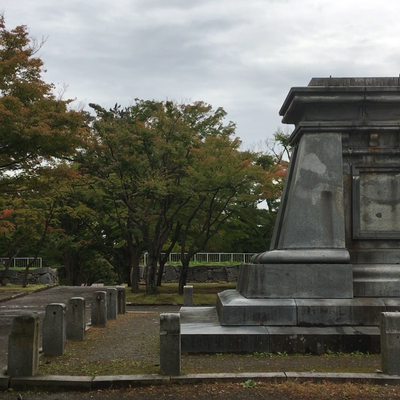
xmin=0 ymin=15 xmax=88 ymax=184
xmin=79 ymin=100 xmax=240 ymax=294
xmin=175 ymin=134 xmax=266 ymax=293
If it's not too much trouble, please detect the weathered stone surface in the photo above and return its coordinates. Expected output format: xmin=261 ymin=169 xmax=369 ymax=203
xmin=180 ymin=306 xmax=381 ymax=354
xmin=217 ymin=290 xmax=296 ymax=326
xmin=296 ymin=298 xmax=386 ymax=326
xmin=181 ymin=77 xmax=400 ymax=353
xmin=66 ymin=297 xmax=86 ymax=341
xmin=237 ymin=263 xmax=353 ymax=299
xmin=0 ymin=267 xmax=58 ymax=285
xmin=8 ymin=313 xmax=40 ymax=377
xmin=381 ymin=312 xmax=400 ymax=375
xmin=116 ymin=286 xmax=126 ymax=314
xmin=183 ymin=285 xmax=193 ymax=306
xmin=270 ymin=133 xmax=346 ymax=250
xmin=43 ymin=303 xmax=67 ymax=356
xmin=192 ymin=266 xmax=208 ymax=282
xmin=106 ymin=288 xmax=117 ymax=320
xmin=91 ymin=291 xmax=107 ymax=327
xmin=160 ymin=313 xmax=180 ymax=376
xmin=180 ymin=306 xmax=269 ymax=353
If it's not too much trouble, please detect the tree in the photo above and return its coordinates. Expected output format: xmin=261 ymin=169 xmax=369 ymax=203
xmin=0 ymin=15 xmax=88 ymax=185
xmin=175 ymin=134 xmax=266 ymax=293
xmin=79 ymin=100 xmax=241 ymax=294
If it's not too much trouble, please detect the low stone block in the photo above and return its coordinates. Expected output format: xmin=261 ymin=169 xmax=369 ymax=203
xmin=91 ymin=291 xmax=107 ymax=327
xmin=106 ymin=288 xmax=118 ymax=320
xmin=160 ymin=313 xmax=180 ymax=376
xmin=43 ymin=303 xmax=67 ymax=356
xmin=8 ymin=313 xmax=40 ymax=377
xmin=116 ymin=286 xmax=126 ymax=314
xmin=66 ymin=297 xmax=86 ymax=341
xmin=381 ymin=312 xmax=400 ymax=375
xmin=183 ymin=285 xmax=193 ymax=306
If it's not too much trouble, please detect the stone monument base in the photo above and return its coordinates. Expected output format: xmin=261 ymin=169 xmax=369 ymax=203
xmin=237 ymin=263 xmax=353 ymax=299
xmin=180 ymin=290 xmax=400 ymax=354
xmin=180 ymin=306 xmax=380 ymax=354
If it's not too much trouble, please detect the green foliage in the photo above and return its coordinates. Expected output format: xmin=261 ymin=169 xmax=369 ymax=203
xmin=0 ymin=15 xmax=88 ymax=180
xmin=242 ymin=379 xmax=259 ymax=388
xmin=0 ymin=15 xmax=289 ymax=292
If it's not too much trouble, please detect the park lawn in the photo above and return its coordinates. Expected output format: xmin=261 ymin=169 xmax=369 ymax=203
xmin=0 ymin=284 xmax=47 ymax=292
xmin=125 ymin=282 xmax=236 ymax=305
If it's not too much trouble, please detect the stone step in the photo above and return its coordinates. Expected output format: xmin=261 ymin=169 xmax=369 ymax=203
xmin=180 ymin=306 xmax=380 ymax=354
xmin=216 ymin=289 xmax=400 ymax=326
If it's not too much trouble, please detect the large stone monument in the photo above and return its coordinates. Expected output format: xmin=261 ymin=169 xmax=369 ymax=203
xmin=181 ymin=77 xmax=400 ymax=353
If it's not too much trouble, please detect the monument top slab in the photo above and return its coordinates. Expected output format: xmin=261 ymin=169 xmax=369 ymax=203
xmin=308 ymin=77 xmax=400 ymax=87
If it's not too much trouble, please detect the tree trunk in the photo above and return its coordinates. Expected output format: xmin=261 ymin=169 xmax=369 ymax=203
xmin=130 ymin=252 xmax=141 ymax=293
xmin=146 ymin=253 xmax=158 ymax=294
xmin=178 ymin=258 xmax=190 ymax=295
xmin=156 ymin=254 xmax=168 ymax=287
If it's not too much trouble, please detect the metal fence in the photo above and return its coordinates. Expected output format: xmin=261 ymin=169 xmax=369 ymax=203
xmin=0 ymin=257 xmax=43 ymax=269
xmin=143 ymin=252 xmax=255 ymax=266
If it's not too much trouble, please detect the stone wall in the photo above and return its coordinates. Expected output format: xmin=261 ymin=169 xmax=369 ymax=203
xmin=140 ymin=264 xmax=241 ymax=283
xmin=0 ymin=267 xmax=58 ymax=285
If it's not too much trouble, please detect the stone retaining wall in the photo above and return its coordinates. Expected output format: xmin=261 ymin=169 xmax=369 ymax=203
xmin=140 ymin=265 xmax=241 ymax=283
xmin=0 ymin=267 xmax=58 ymax=285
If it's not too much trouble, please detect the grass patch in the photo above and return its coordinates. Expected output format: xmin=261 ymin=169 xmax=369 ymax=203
xmin=0 ymin=284 xmax=47 ymax=292
xmin=126 ymin=282 xmax=236 ymax=305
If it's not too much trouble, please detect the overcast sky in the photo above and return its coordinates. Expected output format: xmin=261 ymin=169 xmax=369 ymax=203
xmin=2 ymin=1 xmax=400 ymax=149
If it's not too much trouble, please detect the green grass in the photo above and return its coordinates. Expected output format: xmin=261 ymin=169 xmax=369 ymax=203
xmin=0 ymin=284 xmax=47 ymax=292
xmin=126 ymin=282 xmax=236 ymax=305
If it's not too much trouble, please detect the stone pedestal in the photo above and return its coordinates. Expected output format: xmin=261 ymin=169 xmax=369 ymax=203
xmin=181 ymin=77 xmax=400 ymax=354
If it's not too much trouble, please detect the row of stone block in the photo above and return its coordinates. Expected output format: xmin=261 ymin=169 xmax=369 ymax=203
xmin=7 ymin=286 xmax=126 ymax=377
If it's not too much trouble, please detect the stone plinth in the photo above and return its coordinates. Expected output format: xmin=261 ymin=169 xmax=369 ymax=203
xmin=182 ymin=78 xmax=400 ymax=354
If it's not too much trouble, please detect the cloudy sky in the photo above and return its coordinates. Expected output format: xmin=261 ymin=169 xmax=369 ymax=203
xmin=2 ymin=0 xmax=400 ymax=149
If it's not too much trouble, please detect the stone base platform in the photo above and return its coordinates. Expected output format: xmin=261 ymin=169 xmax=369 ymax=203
xmin=216 ymin=290 xmax=400 ymax=326
xmin=180 ymin=306 xmax=380 ymax=354
xmin=180 ymin=290 xmax=400 ymax=354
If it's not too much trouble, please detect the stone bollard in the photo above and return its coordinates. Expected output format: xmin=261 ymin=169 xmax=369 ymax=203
xmin=381 ymin=312 xmax=400 ymax=375
xmin=43 ymin=303 xmax=67 ymax=356
xmin=66 ymin=297 xmax=86 ymax=341
xmin=106 ymin=287 xmax=118 ymax=320
xmin=8 ymin=313 xmax=40 ymax=377
xmin=116 ymin=286 xmax=126 ymax=314
xmin=183 ymin=285 xmax=194 ymax=306
xmin=91 ymin=291 xmax=107 ymax=327
xmin=160 ymin=313 xmax=181 ymax=376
